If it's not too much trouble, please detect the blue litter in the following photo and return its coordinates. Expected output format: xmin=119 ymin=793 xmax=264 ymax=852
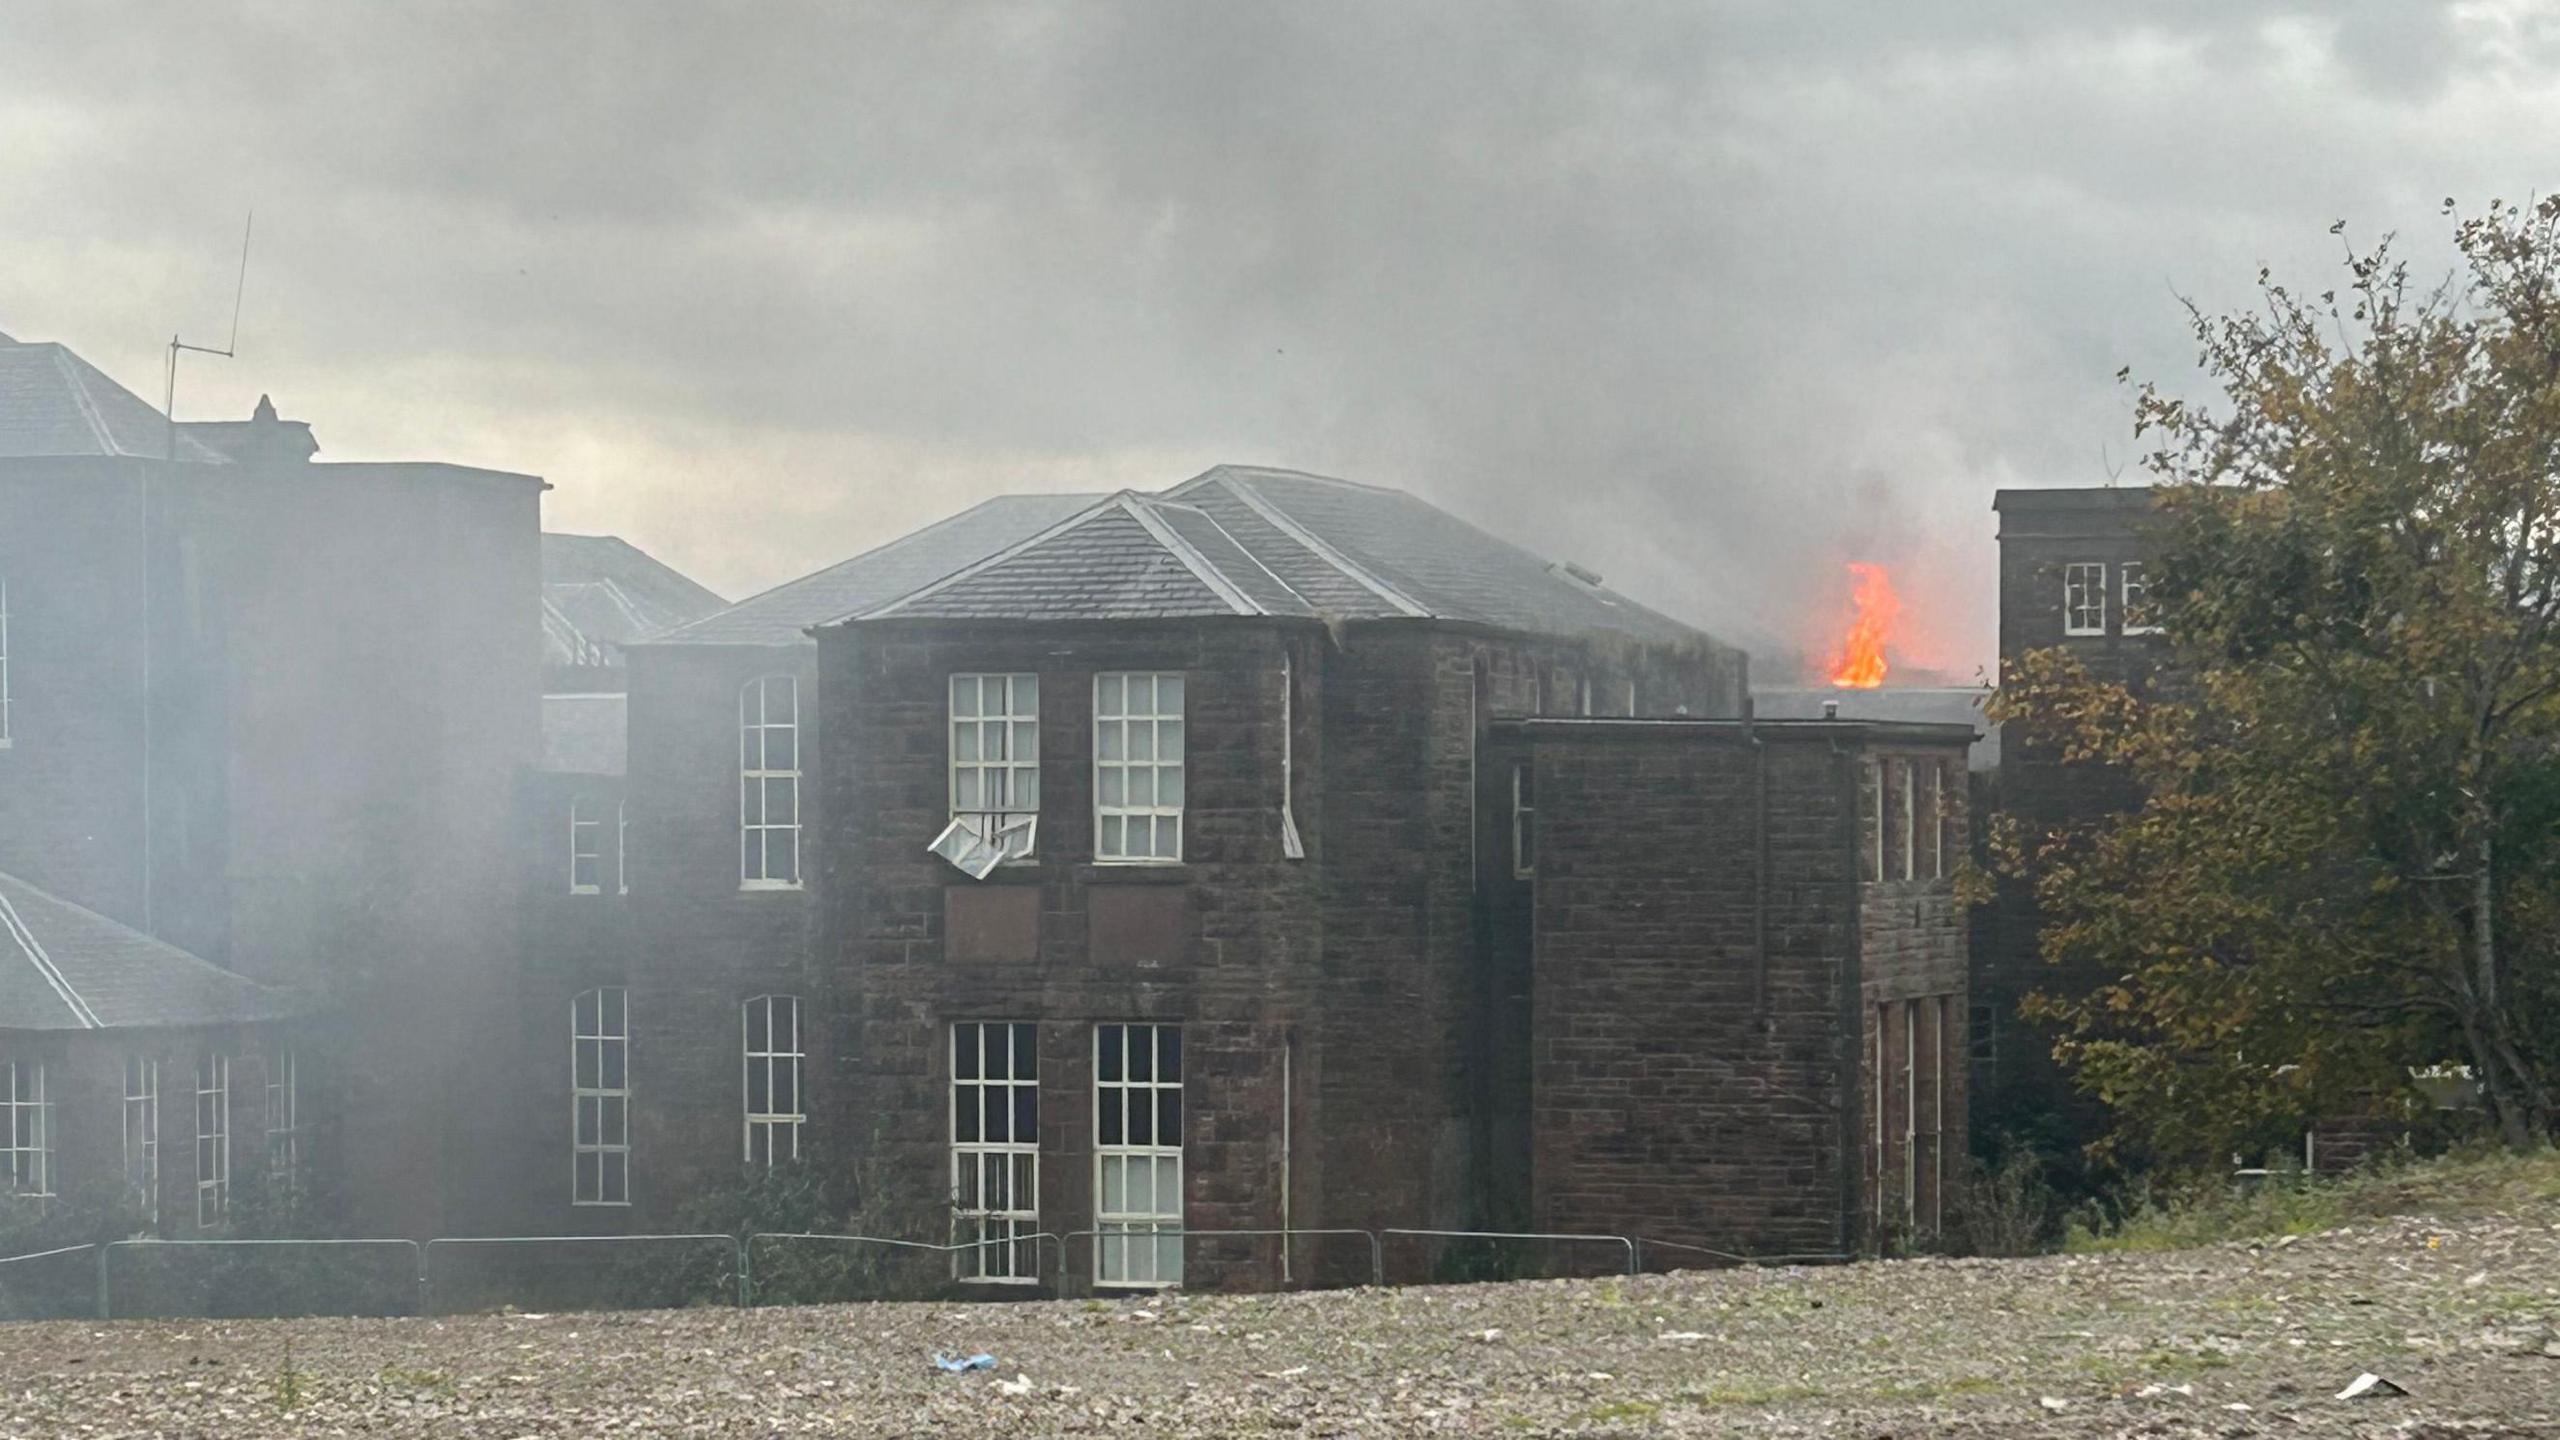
xmin=932 ymin=1353 xmax=997 ymax=1373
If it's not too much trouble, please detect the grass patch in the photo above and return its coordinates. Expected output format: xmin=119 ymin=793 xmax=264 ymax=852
xmin=1677 ymin=1380 xmax=1828 ymax=1407
xmin=1577 ymin=1399 xmax=1662 ymax=1425
xmin=2070 ymin=1145 xmax=2560 ymax=1254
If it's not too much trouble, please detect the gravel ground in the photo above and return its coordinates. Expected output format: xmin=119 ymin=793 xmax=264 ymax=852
xmin=3 ymin=1211 xmax=2557 ymax=1437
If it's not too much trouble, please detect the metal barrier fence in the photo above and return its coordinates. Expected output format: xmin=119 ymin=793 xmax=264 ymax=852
xmin=742 ymin=1231 xmax=1062 ymax=1305
xmin=0 ymin=1243 xmax=102 ymax=1321
xmin=1 ymin=1224 xmax=1829 ymax=1322
xmin=421 ymin=1233 xmax=743 ymax=1314
xmin=1056 ymin=1227 xmax=1386 ymax=1288
xmin=1382 ymin=1227 xmax=1639 ymax=1280
xmin=102 ymin=1238 xmax=426 ymax=1320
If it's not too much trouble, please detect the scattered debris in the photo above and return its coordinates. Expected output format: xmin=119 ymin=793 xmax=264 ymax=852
xmin=1657 ymin=1331 xmax=1711 ymax=1343
xmin=1261 ymin=1366 xmax=1308 ymax=1380
xmin=2335 ymin=1372 xmax=2407 ymax=1400
xmin=2039 ymin=1396 xmax=2070 ymax=1412
xmin=930 ymin=1353 xmax=996 ymax=1374
xmin=995 ymin=1373 xmax=1035 ymax=1396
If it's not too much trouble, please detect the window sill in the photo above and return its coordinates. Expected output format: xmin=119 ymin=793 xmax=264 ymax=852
xmin=738 ymin=880 xmax=806 ymax=894
xmin=1074 ymin=864 xmax=1191 ymax=885
xmin=570 ymin=1200 xmax=632 ymax=1209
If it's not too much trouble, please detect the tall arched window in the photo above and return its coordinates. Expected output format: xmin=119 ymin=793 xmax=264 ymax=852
xmin=742 ymin=994 xmax=804 ymax=1165
xmin=740 ymin=675 xmax=801 ymax=888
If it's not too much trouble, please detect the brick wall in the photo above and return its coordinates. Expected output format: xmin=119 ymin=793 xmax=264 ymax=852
xmin=1523 ymin=725 xmax=1866 ymax=1257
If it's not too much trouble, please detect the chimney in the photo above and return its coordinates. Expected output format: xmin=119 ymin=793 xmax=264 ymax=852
xmin=179 ymin=393 xmax=319 ymax=464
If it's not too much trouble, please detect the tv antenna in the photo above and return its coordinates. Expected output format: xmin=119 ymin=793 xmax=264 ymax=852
xmin=163 ymin=210 xmax=254 ymax=459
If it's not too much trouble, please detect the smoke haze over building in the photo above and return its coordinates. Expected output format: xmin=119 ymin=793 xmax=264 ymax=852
xmin=5 ymin=2 xmax=2558 ymax=670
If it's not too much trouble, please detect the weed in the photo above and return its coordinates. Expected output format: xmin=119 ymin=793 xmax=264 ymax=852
xmin=271 ymin=1336 xmax=306 ymax=1413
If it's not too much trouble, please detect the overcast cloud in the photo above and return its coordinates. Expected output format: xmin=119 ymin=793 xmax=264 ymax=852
xmin=5 ymin=2 xmax=2558 ymax=671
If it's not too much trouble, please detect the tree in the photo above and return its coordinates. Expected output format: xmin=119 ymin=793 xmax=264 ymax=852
xmin=1994 ymin=198 xmax=2560 ymax=1168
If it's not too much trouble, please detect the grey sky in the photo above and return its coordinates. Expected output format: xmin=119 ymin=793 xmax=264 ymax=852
xmin=5 ymin=2 xmax=2556 ymax=672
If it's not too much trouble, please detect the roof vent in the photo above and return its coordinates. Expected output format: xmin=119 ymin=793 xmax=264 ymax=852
xmin=1822 ymin=699 xmax=1840 ymax=720
xmin=1549 ymin=560 xmax=1605 ymax=591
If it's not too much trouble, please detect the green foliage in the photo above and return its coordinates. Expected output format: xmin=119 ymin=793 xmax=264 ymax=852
xmin=270 ymin=1335 xmax=307 ymax=1413
xmin=1991 ymin=198 xmax=2560 ymax=1173
xmin=2070 ymin=1142 xmax=2560 ymax=1253
xmin=1944 ymin=1143 xmax=2060 ymax=1257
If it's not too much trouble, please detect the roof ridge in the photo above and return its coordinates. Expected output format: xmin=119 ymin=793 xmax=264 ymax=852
xmin=1197 ymin=463 xmax=1403 ymax=496
xmin=49 ymin=343 xmax=122 ymax=457
xmin=0 ymin=886 xmax=103 ymax=1029
xmin=0 ymin=869 xmax=285 ymax=1001
xmin=1161 ymin=495 xmax=1316 ymax=614
xmin=858 ymin=490 xmax=1161 ymax=621
xmin=655 ymin=492 xmax=1108 ymax=642
xmin=1122 ymin=496 xmax=1263 ymax=616
xmin=1210 ymin=471 xmax=1430 ymax=618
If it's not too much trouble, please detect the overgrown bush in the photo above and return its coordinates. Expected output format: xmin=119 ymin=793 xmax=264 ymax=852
xmin=1944 ymin=1144 xmax=2059 ymax=1257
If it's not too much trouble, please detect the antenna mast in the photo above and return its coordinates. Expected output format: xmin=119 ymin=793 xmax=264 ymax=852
xmin=163 ymin=209 xmax=254 ymax=459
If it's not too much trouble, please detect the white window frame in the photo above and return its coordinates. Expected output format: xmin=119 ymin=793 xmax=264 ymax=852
xmin=124 ymin=1055 xmax=159 ymax=1224
xmin=1511 ymin=763 xmax=1536 ymax=879
xmin=1899 ymin=758 xmax=1917 ymax=882
xmin=572 ymin=987 xmax=630 ymax=1206
xmin=2063 ymin=562 xmax=2108 ymax=637
xmin=1867 ymin=758 xmax=1886 ymax=882
xmin=2120 ymin=561 xmax=2162 ymax=634
xmin=569 ymin=796 xmax=604 ymax=895
xmin=194 ymin=1052 xmax=229 ymax=1226
xmin=264 ymin=1047 xmax=298 ymax=1180
xmin=740 ymin=675 xmax=802 ymax=890
xmin=1094 ymin=673 xmax=1184 ymax=864
xmin=950 ymin=674 xmax=1040 ymax=861
xmin=0 ymin=572 xmax=12 ymax=748
xmin=743 ymin=994 xmax=804 ymax=1166
xmin=616 ymin=799 xmax=628 ymax=895
xmin=1094 ymin=1023 xmax=1183 ymax=1288
xmin=951 ymin=1022 xmax=1040 ymax=1284
xmin=4 ymin=1059 xmax=49 ymax=1198
xmin=1924 ymin=761 xmax=1947 ymax=880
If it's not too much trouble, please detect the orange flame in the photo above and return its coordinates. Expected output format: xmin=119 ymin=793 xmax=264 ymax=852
xmin=1826 ymin=562 xmax=1901 ymax=689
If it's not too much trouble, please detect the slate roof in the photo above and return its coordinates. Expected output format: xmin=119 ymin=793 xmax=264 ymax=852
xmin=540 ymin=693 xmax=629 ymax=775
xmin=852 ymin=465 xmax=1714 ymax=645
xmin=540 ymin=533 xmax=728 ymax=668
xmin=650 ymin=493 xmax=1103 ymax=647
xmin=867 ymin=494 xmax=1319 ymax=621
xmin=1167 ymin=466 xmax=1704 ymax=642
xmin=0 ymin=870 xmax=299 ymax=1032
xmin=0 ymin=335 xmax=227 ymax=463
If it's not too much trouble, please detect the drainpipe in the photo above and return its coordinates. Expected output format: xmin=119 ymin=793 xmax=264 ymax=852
xmin=1830 ymin=730 xmax=1865 ymax=1256
xmin=1748 ymin=696 xmax=1769 ymax=1020
xmin=1280 ymin=1030 xmax=1295 ymax=1284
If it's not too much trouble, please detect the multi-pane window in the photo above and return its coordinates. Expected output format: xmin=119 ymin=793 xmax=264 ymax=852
xmin=264 ymin=1048 xmax=299 ymax=1180
xmin=2063 ymin=562 xmax=2108 ymax=636
xmin=1095 ymin=674 xmax=1184 ymax=863
xmin=1866 ymin=758 xmax=1886 ymax=882
xmin=1094 ymin=1023 xmax=1183 ymax=1287
xmin=569 ymin=797 xmax=604 ymax=894
xmin=1511 ymin=764 xmax=1536 ymax=879
xmin=124 ymin=1056 xmax=159 ymax=1224
xmin=573 ymin=987 xmax=630 ymax=1205
xmin=952 ymin=1022 xmax=1040 ymax=1283
xmin=740 ymin=675 xmax=801 ymax=888
xmin=194 ymin=1052 xmax=229 ymax=1226
xmin=951 ymin=674 xmax=1040 ymax=859
xmin=1874 ymin=998 xmax=1950 ymax=1240
xmin=0 ymin=572 xmax=11 ymax=746
xmin=1898 ymin=759 xmax=1918 ymax=881
xmin=743 ymin=995 xmax=804 ymax=1165
xmin=3 ymin=1060 xmax=48 ymax=1198
xmin=2120 ymin=561 xmax=2161 ymax=634
xmin=1920 ymin=762 xmax=1946 ymax=880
